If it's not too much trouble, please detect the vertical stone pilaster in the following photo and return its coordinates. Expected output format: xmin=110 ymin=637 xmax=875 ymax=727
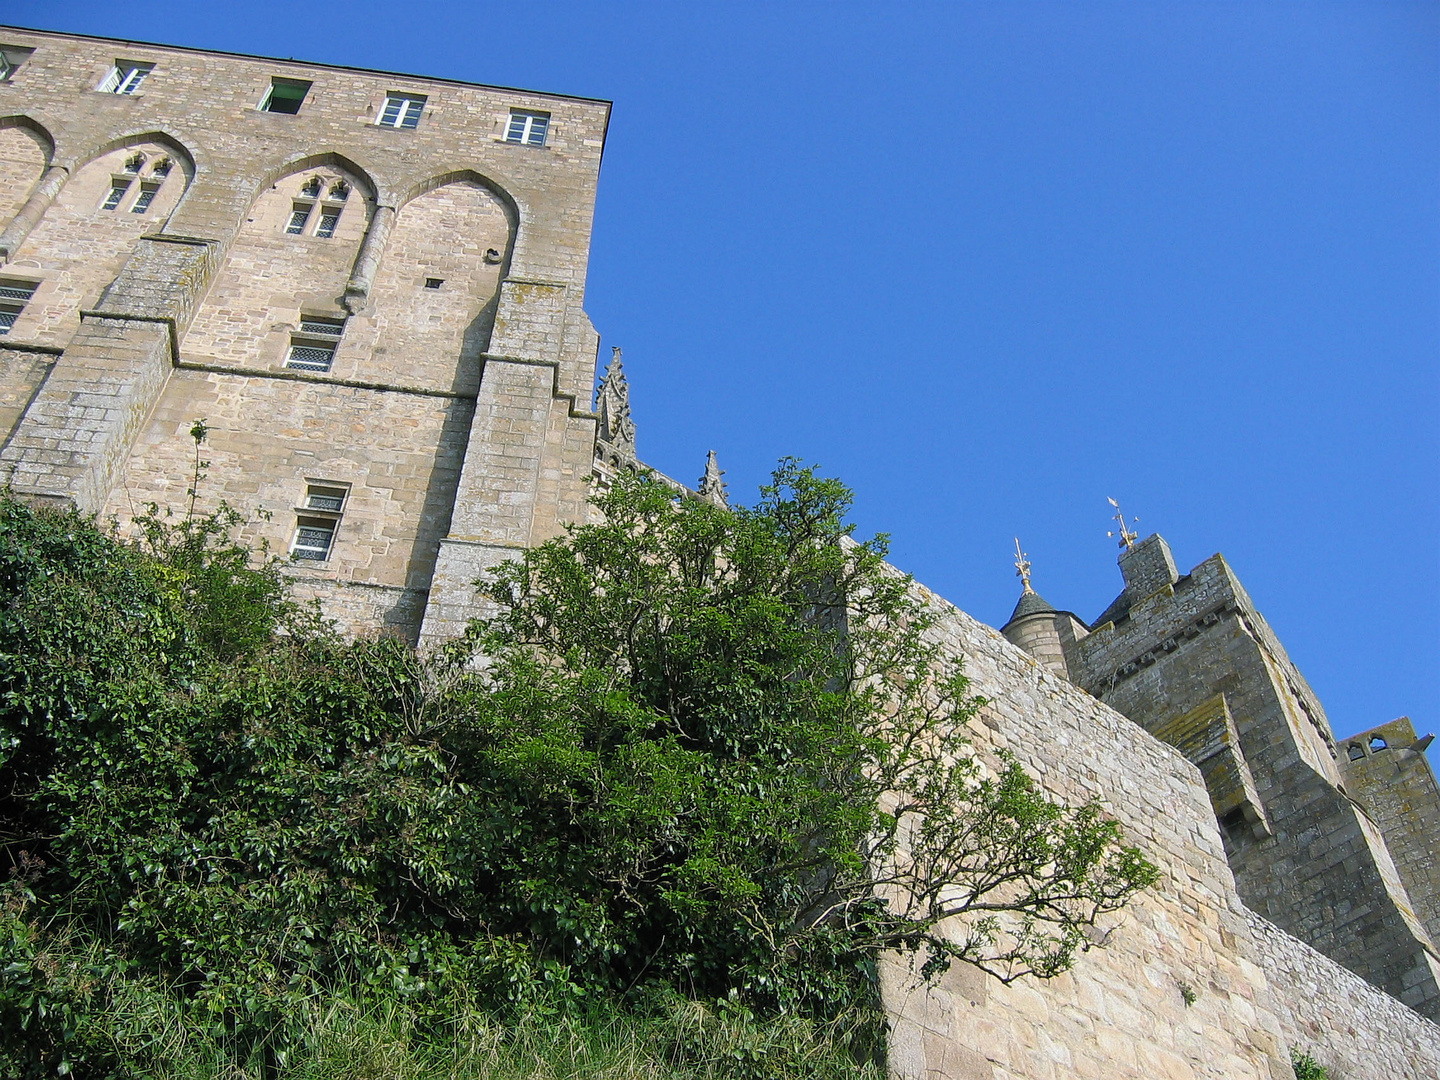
xmin=343 ymin=204 xmax=395 ymax=313
xmin=418 ymin=358 xmax=556 ymax=644
xmin=0 ymin=233 xmax=220 ymax=510
xmin=0 ymin=164 xmax=68 ymax=262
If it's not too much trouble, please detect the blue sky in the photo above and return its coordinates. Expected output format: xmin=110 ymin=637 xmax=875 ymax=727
xmin=10 ymin=1 xmax=1437 ymax=744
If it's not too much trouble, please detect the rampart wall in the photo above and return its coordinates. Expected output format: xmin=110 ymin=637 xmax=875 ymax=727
xmin=884 ymin=576 xmax=1440 ymax=1078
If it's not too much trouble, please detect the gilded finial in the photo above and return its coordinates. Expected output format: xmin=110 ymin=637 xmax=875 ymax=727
xmin=1107 ymin=497 xmax=1139 ymax=552
xmin=1013 ymin=537 xmax=1034 ymax=594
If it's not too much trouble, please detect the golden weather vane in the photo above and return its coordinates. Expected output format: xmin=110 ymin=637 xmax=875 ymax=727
xmin=1107 ymin=497 xmax=1140 ymax=551
xmin=1013 ymin=536 xmax=1033 ymax=593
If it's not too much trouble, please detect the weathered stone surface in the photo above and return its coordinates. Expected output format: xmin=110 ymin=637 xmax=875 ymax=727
xmin=0 ymin=26 xmax=608 ymax=636
xmin=4 ymin=27 xmax=1437 ymax=1077
xmin=1064 ymin=538 xmax=1440 ymax=1019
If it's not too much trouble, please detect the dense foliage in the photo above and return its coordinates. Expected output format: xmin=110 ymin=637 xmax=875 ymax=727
xmin=0 ymin=461 xmax=1155 ymax=1078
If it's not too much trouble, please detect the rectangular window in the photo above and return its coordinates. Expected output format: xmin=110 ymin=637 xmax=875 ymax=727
xmin=378 ymin=93 xmax=426 ymax=129
xmin=505 ymin=109 xmax=549 ymax=147
xmin=304 ymin=485 xmax=348 ymax=513
xmin=0 ymin=279 xmax=38 ymax=336
xmin=313 ymin=206 xmax=342 ymax=238
xmin=285 ymin=204 xmax=312 ymax=235
xmin=0 ymin=46 xmax=36 ymax=82
xmin=101 ymin=180 xmax=131 ymax=211
xmin=298 ymin=316 xmax=345 ymax=338
xmin=285 ymin=343 xmax=336 ymax=372
xmin=291 ymin=517 xmax=336 ymax=561
xmin=98 ymin=61 xmax=153 ymax=95
xmin=286 ymin=316 xmax=346 ymax=372
xmin=260 ymin=77 xmax=312 ymax=114
xmin=130 ymin=183 xmax=159 ymax=214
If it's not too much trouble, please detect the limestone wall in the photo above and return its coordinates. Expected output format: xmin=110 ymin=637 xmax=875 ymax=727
xmin=0 ymin=343 xmax=51 ymax=443
xmin=100 ymin=368 xmax=473 ymax=641
xmin=1065 ymin=551 xmax=1440 ymax=1017
xmin=1344 ymin=719 xmax=1440 ymax=950
xmin=884 ymin=575 xmax=1440 ymax=1078
xmin=0 ymin=27 xmax=609 ymax=641
xmin=1245 ymin=910 xmax=1440 ymax=1080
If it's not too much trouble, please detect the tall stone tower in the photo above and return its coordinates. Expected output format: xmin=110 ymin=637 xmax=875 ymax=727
xmin=1004 ymin=531 xmax=1440 ymax=1019
xmin=0 ymin=26 xmax=610 ymax=644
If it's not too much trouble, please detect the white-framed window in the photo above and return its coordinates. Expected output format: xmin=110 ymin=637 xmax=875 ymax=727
xmin=377 ymin=93 xmax=426 ymax=129
xmin=0 ymin=279 xmax=38 ymax=336
xmin=285 ymin=315 xmax=346 ymax=372
xmin=291 ymin=517 xmax=337 ymax=561
xmin=291 ymin=481 xmax=350 ymax=562
xmin=505 ymin=109 xmax=549 ymax=147
xmin=260 ymin=77 xmax=311 ymax=115
xmin=101 ymin=180 xmax=131 ymax=211
xmin=304 ymin=484 xmax=348 ymax=513
xmin=130 ymin=182 xmax=160 ymax=214
xmin=285 ymin=203 xmax=312 ymax=235
xmin=97 ymin=61 xmax=153 ymax=95
xmin=0 ymin=46 xmax=36 ymax=82
xmin=314 ymin=206 xmax=343 ymax=238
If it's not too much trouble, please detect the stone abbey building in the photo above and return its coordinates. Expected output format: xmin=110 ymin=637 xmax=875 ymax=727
xmin=1 ymin=26 xmax=1437 ymax=1079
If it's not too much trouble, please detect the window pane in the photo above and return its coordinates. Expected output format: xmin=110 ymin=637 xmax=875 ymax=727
xmin=298 ymin=318 xmax=344 ymax=336
xmin=380 ymin=100 xmax=402 ymax=126
xmin=102 ymin=184 xmax=129 ymax=211
xmin=286 ymin=344 xmax=336 ymax=371
xmin=0 ymin=310 xmax=17 ymax=334
xmin=286 ymin=207 xmax=311 ymax=234
xmin=401 ymin=99 xmax=423 ymax=128
xmin=506 ymin=116 xmax=526 ymax=141
xmin=293 ymin=522 xmax=334 ymax=559
xmin=264 ymin=79 xmax=310 ymax=114
xmin=305 ymin=490 xmax=346 ymax=511
xmin=0 ymin=284 xmax=37 ymax=301
xmin=131 ymin=187 xmax=157 ymax=214
xmin=117 ymin=66 xmax=150 ymax=94
xmin=314 ymin=210 xmax=341 ymax=238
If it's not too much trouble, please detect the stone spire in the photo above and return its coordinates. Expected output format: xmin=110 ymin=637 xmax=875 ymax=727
xmin=596 ymin=346 xmax=635 ymax=457
xmin=697 ymin=449 xmax=728 ymax=508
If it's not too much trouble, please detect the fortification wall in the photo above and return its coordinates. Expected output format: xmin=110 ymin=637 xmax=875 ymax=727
xmin=1344 ymin=718 xmax=1440 ymax=950
xmin=883 ymin=575 xmax=1440 ymax=1078
xmin=1245 ymin=910 xmax=1440 ymax=1080
xmin=1065 ymin=550 xmax=1440 ymax=1018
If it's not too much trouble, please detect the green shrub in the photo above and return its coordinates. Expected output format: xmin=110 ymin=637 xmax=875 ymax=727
xmin=1290 ymin=1047 xmax=1329 ymax=1080
xmin=0 ymin=461 xmax=1156 ymax=1077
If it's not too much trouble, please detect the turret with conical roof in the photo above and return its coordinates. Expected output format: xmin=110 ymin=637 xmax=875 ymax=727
xmin=1000 ymin=538 xmax=1089 ymax=679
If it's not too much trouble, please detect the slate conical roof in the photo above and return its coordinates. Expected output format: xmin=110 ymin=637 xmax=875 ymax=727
xmin=1005 ymin=587 xmax=1058 ymax=627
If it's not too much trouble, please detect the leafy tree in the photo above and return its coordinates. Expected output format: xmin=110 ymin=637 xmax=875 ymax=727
xmin=0 ymin=460 xmax=1156 ymax=1078
xmin=461 ymin=461 xmax=1158 ymax=1000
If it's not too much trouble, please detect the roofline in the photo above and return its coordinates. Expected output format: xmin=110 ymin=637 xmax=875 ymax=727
xmin=0 ymin=24 xmax=614 ymax=108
